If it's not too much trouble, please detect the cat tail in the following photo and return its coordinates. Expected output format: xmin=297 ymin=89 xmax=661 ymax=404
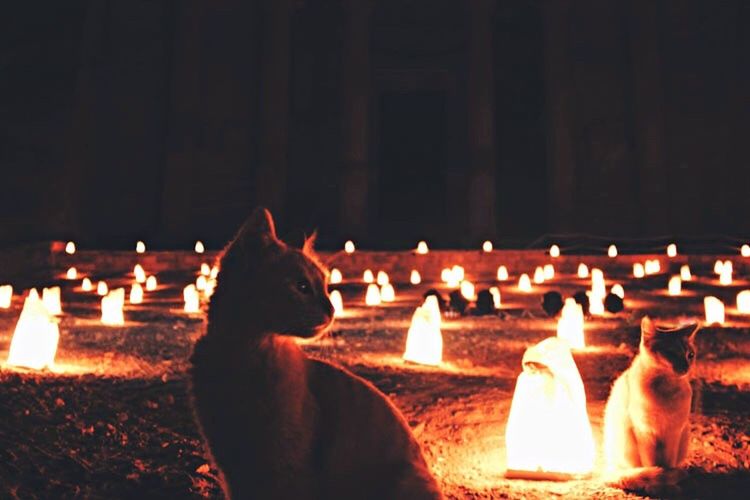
xmin=605 ymin=466 xmax=686 ymax=497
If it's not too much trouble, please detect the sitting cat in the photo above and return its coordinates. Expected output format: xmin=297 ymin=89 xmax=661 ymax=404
xmin=190 ymin=208 xmax=443 ymax=500
xmin=603 ymin=316 xmax=699 ymax=493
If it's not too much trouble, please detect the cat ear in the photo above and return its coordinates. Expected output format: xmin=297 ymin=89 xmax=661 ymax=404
xmin=641 ymin=316 xmax=656 ymax=338
xmin=235 ymin=207 xmax=282 ymax=253
xmin=302 ymin=231 xmax=318 ymax=254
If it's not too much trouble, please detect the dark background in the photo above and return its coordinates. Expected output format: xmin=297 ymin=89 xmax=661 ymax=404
xmin=1 ymin=0 xmax=748 ymax=250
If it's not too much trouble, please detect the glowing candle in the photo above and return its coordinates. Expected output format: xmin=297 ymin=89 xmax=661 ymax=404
xmin=129 ymin=283 xmax=143 ymax=304
xmin=557 ymin=298 xmax=585 ymax=349
xmin=440 ymin=268 xmax=451 ymax=283
xmin=505 ymin=337 xmax=595 ymax=478
xmin=667 ymin=243 xmax=677 ymax=257
xmin=497 ymin=266 xmax=509 ymax=281
xmin=134 ymin=264 xmax=146 ymax=283
xmin=204 ymin=279 xmax=216 ymax=298
xmin=423 ymin=295 xmax=442 ymax=327
xmin=81 ymin=278 xmax=93 ymax=292
xmin=402 ymin=298 xmax=443 ymax=366
xmin=183 ymin=284 xmax=200 ymax=313
xmin=736 ymin=290 xmax=750 ymax=314
xmin=376 ymin=271 xmax=389 ymax=286
xmin=101 ymin=288 xmax=125 ymax=326
xmin=380 ymin=283 xmax=395 ymax=302
xmin=195 ymin=241 xmax=205 ymax=253
xmin=145 ymin=276 xmax=157 ymax=291
xmin=550 ymin=244 xmax=560 ymax=258
xmin=668 ymin=276 xmax=682 ymax=296
xmin=344 ymin=240 xmax=355 ymax=253
xmin=742 ymin=244 xmax=750 ymax=257
xmin=6 ymin=291 xmax=59 ymax=370
xmin=607 ymin=244 xmax=618 ymax=258
xmin=724 ymin=260 xmax=733 ymax=274
xmin=482 ymin=240 xmax=493 ymax=252
xmin=196 ymin=275 xmax=207 ymax=291
xmin=490 ymin=286 xmax=501 ymax=309
xmin=460 ymin=281 xmax=475 ymax=301
xmin=577 ymin=263 xmax=589 ymax=279
xmin=330 ymin=290 xmax=344 ymax=316
xmin=452 ymin=265 xmax=465 ymax=282
xmin=200 ymin=263 xmax=211 ymax=276
xmin=97 ymin=281 xmax=108 ymax=296
xmin=543 ymin=264 xmax=555 ymax=281
xmin=416 ymin=241 xmax=429 ymax=254
xmin=410 ymin=270 xmax=421 ymax=285
xmin=533 ymin=267 xmax=545 ymax=284
xmin=42 ymin=287 xmax=62 ymax=315
xmin=365 ymin=284 xmax=381 ymax=306
xmin=0 ymin=285 xmax=13 ymax=308
xmin=680 ymin=265 xmax=692 ymax=281
xmin=518 ymin=274 xmax=532 ymax=292
xmin=633 ymin=263 xmax=645 ymax=279
xmin=645 ymin=259 xmax=661 ymax=275
xmin=714 ymin=259 xmax=724 ymax=274
xmin=591 ymin=269 xmax=606 ymax=298
xmin=704 ymin=296 xmax=725 ymax=325
xmin=136 ymin=241 xmax=146 ymax=253
xmin=330 ymin=268 xmax=343 ymax=284
xmin=610 ymin=284 xmax=624 ymax=299
xmin=65 ymin=241 xmax=76 ymax=255
xmin=363 ymin=269 xmax=374 ymax=283
xmin=210 ymin=266 xmax=219 ymax=279
xmin=588 ymin=292 xmax=604 ymax=316
xmin=719 ymin=268 xmax=732 ymax=286
xmin=64 ymin=267 xmax=77 ymax=280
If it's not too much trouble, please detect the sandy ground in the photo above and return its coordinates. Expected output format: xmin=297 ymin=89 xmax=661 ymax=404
xmin=0 ymin=266 xmax=748 ymax=499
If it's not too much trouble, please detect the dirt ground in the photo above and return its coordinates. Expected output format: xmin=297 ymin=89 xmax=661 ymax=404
xmin=0 ymin=265 xmax=748 ymax=499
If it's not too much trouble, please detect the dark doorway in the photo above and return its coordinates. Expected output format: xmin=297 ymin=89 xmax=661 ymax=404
xmin=375 ymin=91 xmax=447 ymax=249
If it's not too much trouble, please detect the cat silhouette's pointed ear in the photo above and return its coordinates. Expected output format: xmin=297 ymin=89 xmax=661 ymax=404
xmin=641 ymin=316 xmax=656 ymax=337
xmin=235 ymin=207 xmax=282 ymax=253
xmin=302 ymin=231 xmax=317 ymax=254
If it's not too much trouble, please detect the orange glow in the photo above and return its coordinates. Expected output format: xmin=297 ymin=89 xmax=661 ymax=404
xmin=591 ymin=269 xmax=605 ymax=298
xmin=6 ymin=290 xmax=59 ymax=370
xmin=668 ymin=276 xmax=682 ymax=296
xmin=380 ymin=283 xmax=395 ymax=302
xmin=490 ymin=286 xmax=501 ymax=309
xmin=97 ymin=281 xmax=108 ymax=296
xmin=410 ymin=270 xmax=421 ymax=285
xmin=518 ymin=274 xmax=532 ymax=292
xmin=195 ymin=240 xmax=205 ymax=253
xmin=66 ymin=267 xmax=77 ymax=280
xmin=505 ymin=337 xmax=595 ymax=478
xmin=403 ymin=298 xmax=443 ymax=366
xmin=667 ymin=243 xmax=677 ymax=257
xmin=344 ymin=240 xmax=355 ymax=253
xmin=330 ymin=290 xmax=344 ymax=316
xmin=129 ymin=283 xmax=143 ymax=304
xmin=543 ymin=264 xmax=554 ymax=281
xmin=81 ymin=278 xmax=93 ymax=292
xmin=680 ymin=265 xmax=692 ymax=281
xmin=549 ymin=244 xmax=560 ymax=258
xmin=719 ymin=268 xmax=733 ymax=286
xmin=610 ymin=284 xmax=624 ymax=298
xmin=497 ymin=265 xmax=509 ymax=281
xmin=577 ymin=263 xmax=589 ymax=279
xmin=42 ymin=287 xmax=62 ymax=315
xmin=645 ymin=259 xmax=660 ymax=275
xmin=65 ymin=241 xmax=76 ymax=254
xmin=533 ymin=267 xmax=545 ymax=284
xmin=742 ymin=244 xmax=750 ymax=257
xmin=714 ymin=259 xmax=724 ymax=274
xmin=724 ymin=260 xmax=733 ymax=273
xmin=557 ymin=298 xmax=585 ymax=349
xmin=588 ymin=291 xmax=604 ymax=316
xmin=210 ymin=265 xmax=219 ymax=279
xmin=376 ymin=271 xmax=389 ymax=286
xmin=145 ymin=276 xmax=157 ymax=291
xmin=196 ymin=275 xmax=207 ymax=291
xmin=101 ymin=288 xmax=125 ymax=325
xmin=330 ymin=268 xmax=343 ymax=284
xmin=365 ymin=284 xmax=381 ymax=306
xmin=184 ymin=284 xmax=200 ymax=313
xmin=136 ymin=241 xmax=146 ymax=253
xmin=704 ymin=296 xmax=725 ymax=325
xmin=460 ymin=280 xmax=475 ymax=300
xmin=203 ymin=279 xmax=216 ymax=298
xmin=0 ymin=285 xmax=12 ymax=308
xmin=452 ymin=265 xmax=465 ymax=282
xmin=416 ymin=241 xmax=429 ymax=254
xmin=134 ymin=264 xmax=146 ymax=283
xmin=363 ymin=269 xmax=374 ymax=283
xmin=200 ymin=263 xmax=211 ymax=276
xmin=482 ymin=240 xmax=493 ymax=252
xmin=633 ymin=263 xmax=645 ymax=278
xmin=736 ymin=290 xmax=750 ymax=314
xmin=607 ymin=244 xmax=617 ymax=258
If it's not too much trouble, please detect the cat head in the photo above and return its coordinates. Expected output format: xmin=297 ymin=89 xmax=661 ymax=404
xmin=210 ymin=207 xmax=334 ymax=339
xmin=639 ymin=316 xmax=699 ymax=376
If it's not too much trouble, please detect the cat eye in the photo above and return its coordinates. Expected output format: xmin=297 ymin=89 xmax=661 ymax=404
xmin=296 ymin=279 xmax=312 ymax=295
xmin=687 ymin=350 xmax=695 ymax=360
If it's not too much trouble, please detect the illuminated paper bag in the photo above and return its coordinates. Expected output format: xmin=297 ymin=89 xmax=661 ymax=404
xmin=505 ymin=337 xmax=595 ymax=479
